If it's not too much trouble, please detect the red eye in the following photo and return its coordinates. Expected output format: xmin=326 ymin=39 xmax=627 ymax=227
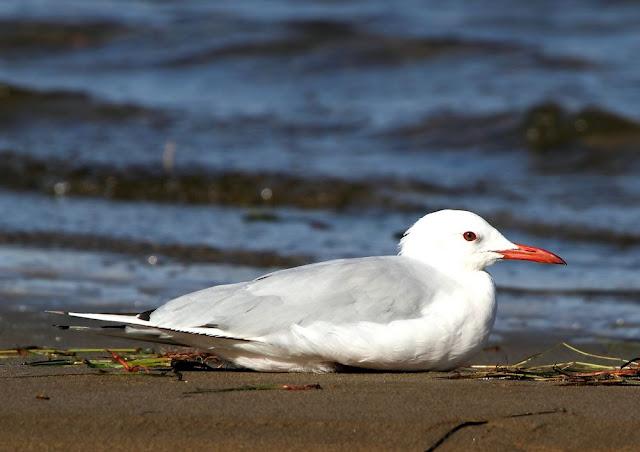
xmin=463 ymin=231 xmax=477 ymax=241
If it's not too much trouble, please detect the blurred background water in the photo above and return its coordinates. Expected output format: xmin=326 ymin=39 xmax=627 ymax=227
xmin=0 ymin=0 xmax=639 ymax=343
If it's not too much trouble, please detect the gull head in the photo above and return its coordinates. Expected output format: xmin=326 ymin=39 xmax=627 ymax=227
xmin=398 ymin=209 xmax=565 ymax=272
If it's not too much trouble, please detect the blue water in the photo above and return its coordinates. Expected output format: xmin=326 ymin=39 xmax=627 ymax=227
xmin=1 ymin=0 xmax=639 ymax=341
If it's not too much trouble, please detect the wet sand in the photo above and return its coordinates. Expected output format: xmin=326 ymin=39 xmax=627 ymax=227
xmin=1 ymin=311 xmax=639 ymax=451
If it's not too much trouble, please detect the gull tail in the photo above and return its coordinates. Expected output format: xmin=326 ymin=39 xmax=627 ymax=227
xmin=47 ymin=310 xmax=155 ymax=327
xmin=47 ymin=310 xmax=184 ymax=346
xmin=46 ymin=310 xmax=256 ymax=349
xmin=56 ymin=324 xmax=186 ymax=346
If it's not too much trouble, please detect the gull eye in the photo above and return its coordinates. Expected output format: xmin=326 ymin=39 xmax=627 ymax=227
xmin=463 ymin=231 xmax=477 ymax=242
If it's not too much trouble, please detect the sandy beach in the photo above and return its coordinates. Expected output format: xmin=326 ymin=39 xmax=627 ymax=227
xmin=2 ymin=357 xmax=639 ymax=451
xmin=2 ymin=311 xmax=639 ymax=451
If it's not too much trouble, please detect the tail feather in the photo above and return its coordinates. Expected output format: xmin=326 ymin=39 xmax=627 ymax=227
xmin=46 ymin=310 xmax=257 ymax=349
xmin=56 ymin=324 xmax=186 ymax=346
xmin=47 ymin=311 xmax=153 ymax=327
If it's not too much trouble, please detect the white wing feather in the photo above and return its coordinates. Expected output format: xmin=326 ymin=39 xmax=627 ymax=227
xmin=148 ymin=256 xmax=450 ymax=337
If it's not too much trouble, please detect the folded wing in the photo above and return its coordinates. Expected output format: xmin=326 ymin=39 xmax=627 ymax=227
xmin=148 ymin=256 xmax=445 ymax=338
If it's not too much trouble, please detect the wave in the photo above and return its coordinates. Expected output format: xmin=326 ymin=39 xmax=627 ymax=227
xmin=0 ymin=82 xmax=161 ymax=123
xmin=0 ymin=19 xmax=128 ymax=53
xmin=2 ymin=150 xmax=640 ymax=247
xmin=383 ymin=102 xmax=640 ymax=159
xmin=0 ymin=151 xmax=462 ymax=211
xmin=161 ymin=18 xmax=592 ymax=70
xmin=490 ymin=211 xmax=640 ymax=247
xmin=499 ymin=285 xmax=640 ymax=302
xmin=381 ymin=110 xmax=521 ymax=149
xmin=0 ymin=230 xmax=309 ymax=268
xmin=522 ymin=102 xmax=640 ymax=151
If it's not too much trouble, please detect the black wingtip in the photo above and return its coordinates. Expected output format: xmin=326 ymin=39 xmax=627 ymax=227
xmin=137 ymin=309 xmax=154 ymax=321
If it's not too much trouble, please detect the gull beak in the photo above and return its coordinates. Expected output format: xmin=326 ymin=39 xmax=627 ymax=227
xmin=498 ymin=244 xmax=566 ymax=265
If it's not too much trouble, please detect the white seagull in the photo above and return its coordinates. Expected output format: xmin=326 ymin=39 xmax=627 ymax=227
xmin=52 ymin=210 xmax=565 ymax=372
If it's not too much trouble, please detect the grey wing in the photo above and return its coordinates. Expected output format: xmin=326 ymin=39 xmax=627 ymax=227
xmin=149 ymin=256 xmax=444 ymax=337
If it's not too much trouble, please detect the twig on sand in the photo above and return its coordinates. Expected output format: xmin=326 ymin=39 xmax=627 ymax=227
xmin=455 ymin=342 xmax=640 ymax=385
xmin=107 ymin=350 xmax=150 ymax=373
xmin=425 ymin=408 xmax=565 ymax=451
xmin=425 ymin=420 xmax=488 ymax=452
xmin=2 ymin=346 xmax=224 ymax=374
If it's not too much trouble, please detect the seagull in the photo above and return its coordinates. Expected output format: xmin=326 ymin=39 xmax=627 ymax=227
xmin=52 ymin=210 xmax=565 ymax=372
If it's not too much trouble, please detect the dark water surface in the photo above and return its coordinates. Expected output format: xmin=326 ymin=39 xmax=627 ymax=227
xmin=1 ymin=0 xmax=639 ymax=342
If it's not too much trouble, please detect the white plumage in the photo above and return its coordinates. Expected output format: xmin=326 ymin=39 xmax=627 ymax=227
xmin=53 ymin=209 xmax=565 ymax=372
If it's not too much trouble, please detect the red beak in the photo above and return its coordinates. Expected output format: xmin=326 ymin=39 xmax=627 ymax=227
xmin=498 ymin=244 xmax=566 ymax=265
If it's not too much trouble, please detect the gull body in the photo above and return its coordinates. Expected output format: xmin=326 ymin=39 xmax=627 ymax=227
xmin=58 ymin=210 xmax=565 ymax=372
